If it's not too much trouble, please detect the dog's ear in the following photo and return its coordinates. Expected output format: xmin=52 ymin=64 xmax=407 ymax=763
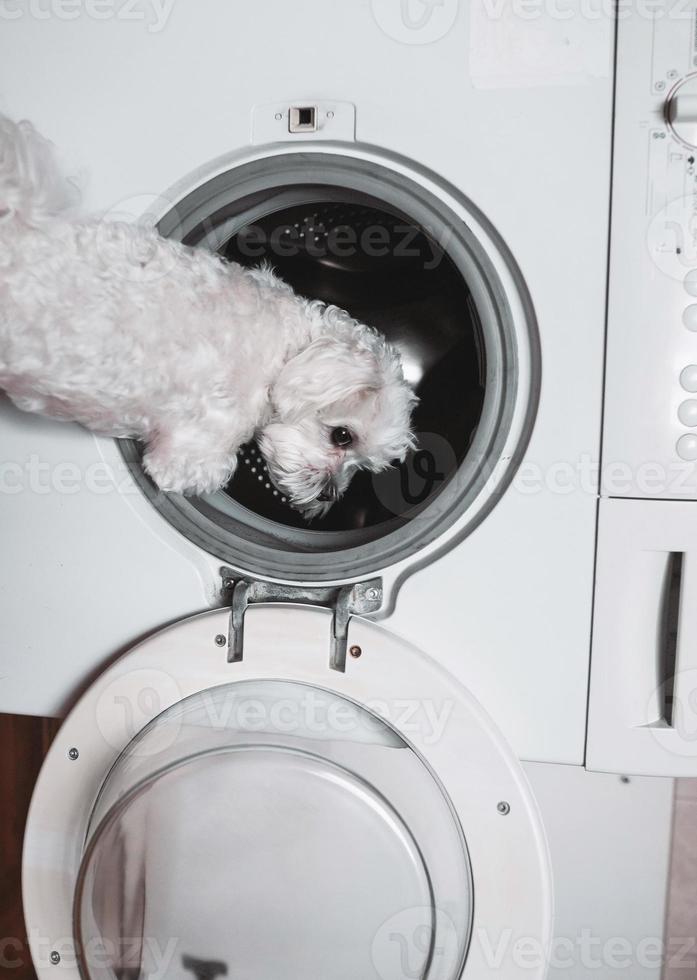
xmin=270 ymin=337 xmax=381 ymax=419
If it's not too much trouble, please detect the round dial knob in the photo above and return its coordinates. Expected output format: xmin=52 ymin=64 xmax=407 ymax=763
xmin=667 ymin=75 xmax=697 ymax=147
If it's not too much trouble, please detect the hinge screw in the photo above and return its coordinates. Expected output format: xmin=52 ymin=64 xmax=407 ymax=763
xmin=68 ymin=747 xmax=79 ymax=761
xmin=214 ymin=634 xmax=226 ymax=647
xmin=497 ymin=801 xmax=511 ymax=815
xmin=50 ymin=951 xmax=61 ymax=965
xmin=349 ymin=645 xmax=362 ymax=659
xmin=366 ymin=588 xmax=380 ymax=601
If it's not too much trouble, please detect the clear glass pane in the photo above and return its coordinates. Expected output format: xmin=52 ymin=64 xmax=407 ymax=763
xmin=75 ymin=681 xmax=472 ymax=980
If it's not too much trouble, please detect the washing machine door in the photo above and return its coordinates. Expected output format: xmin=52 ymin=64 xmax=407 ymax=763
xmin=23 ymin=607 xmax=552 ymax=980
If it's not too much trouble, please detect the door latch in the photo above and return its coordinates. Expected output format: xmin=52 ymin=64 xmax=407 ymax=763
xmin=220 ymin=568 xmax=383 ymax=672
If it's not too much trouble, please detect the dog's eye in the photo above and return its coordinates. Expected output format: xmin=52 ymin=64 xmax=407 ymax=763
xmin=331 ymin=426 xmax=353 ymax=448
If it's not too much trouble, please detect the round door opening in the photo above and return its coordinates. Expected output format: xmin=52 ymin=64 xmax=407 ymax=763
xmin=74 ymin=680 xmax=473 ymax=980
xmin=120 ymin=153 xmax=538 ymax=580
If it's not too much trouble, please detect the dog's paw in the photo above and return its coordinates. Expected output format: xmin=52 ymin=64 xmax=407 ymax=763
xmin=143 ymin=446 xmax=237 ymax=496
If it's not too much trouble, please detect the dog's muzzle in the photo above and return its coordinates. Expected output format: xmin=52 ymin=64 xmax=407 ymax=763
xmin=317 ymin=480 xmax=339 ymax=503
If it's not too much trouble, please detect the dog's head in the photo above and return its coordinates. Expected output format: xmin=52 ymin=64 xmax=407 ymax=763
xmin=258 ymin=305 xmax=417 ymax=519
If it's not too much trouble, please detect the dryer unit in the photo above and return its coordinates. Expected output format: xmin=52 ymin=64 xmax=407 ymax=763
xmin=0 ymin=2 xmax=634 ymax=978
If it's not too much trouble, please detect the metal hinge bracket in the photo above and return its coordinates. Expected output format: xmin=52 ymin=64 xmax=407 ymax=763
xmin=220 ymin=568 xmax=383 ymax=673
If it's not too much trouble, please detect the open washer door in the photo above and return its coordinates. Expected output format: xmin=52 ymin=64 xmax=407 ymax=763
xmin=23 ymin=607 xmax=552 ymax=980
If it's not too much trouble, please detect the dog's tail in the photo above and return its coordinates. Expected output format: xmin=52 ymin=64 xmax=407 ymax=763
xmin=0 ymin=114 xmax=78 ymax=224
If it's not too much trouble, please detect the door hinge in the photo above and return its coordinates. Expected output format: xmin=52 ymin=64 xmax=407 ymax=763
xmin=220 ymin=568 xmax=383 ymax=673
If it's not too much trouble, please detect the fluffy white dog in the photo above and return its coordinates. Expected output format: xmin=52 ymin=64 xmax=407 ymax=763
xmin=0 ymin=116 xmax=416 ymax=517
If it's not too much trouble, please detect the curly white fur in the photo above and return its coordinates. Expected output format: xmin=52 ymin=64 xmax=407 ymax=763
xmin=0 ymin=116 xmax=417 ymax=517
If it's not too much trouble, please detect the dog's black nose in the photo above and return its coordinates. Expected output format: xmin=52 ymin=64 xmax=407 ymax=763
xmin=318 ymin=481 xmax=339 ymax=503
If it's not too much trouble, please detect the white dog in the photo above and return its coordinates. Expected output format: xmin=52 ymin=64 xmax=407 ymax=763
xmin=0 ymin=116 xmax=416 ymax=517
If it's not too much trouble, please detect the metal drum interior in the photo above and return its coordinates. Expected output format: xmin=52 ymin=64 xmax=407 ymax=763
xmin=74 ymin=680 xmax=473 ymax=980
xmin=213 ymin=191 xmax=484 ymax=534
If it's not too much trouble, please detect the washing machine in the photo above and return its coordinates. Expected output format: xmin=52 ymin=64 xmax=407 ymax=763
xmin=0 ymin=2 xmax=685 ymax=979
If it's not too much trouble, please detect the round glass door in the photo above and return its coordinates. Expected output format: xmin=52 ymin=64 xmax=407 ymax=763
xmin=75 ymin=681 xmax=473 ymax=980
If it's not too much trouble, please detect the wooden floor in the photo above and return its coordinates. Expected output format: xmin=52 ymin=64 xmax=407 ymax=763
xmin=0 ymin=713 xmax=61 ymax=979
